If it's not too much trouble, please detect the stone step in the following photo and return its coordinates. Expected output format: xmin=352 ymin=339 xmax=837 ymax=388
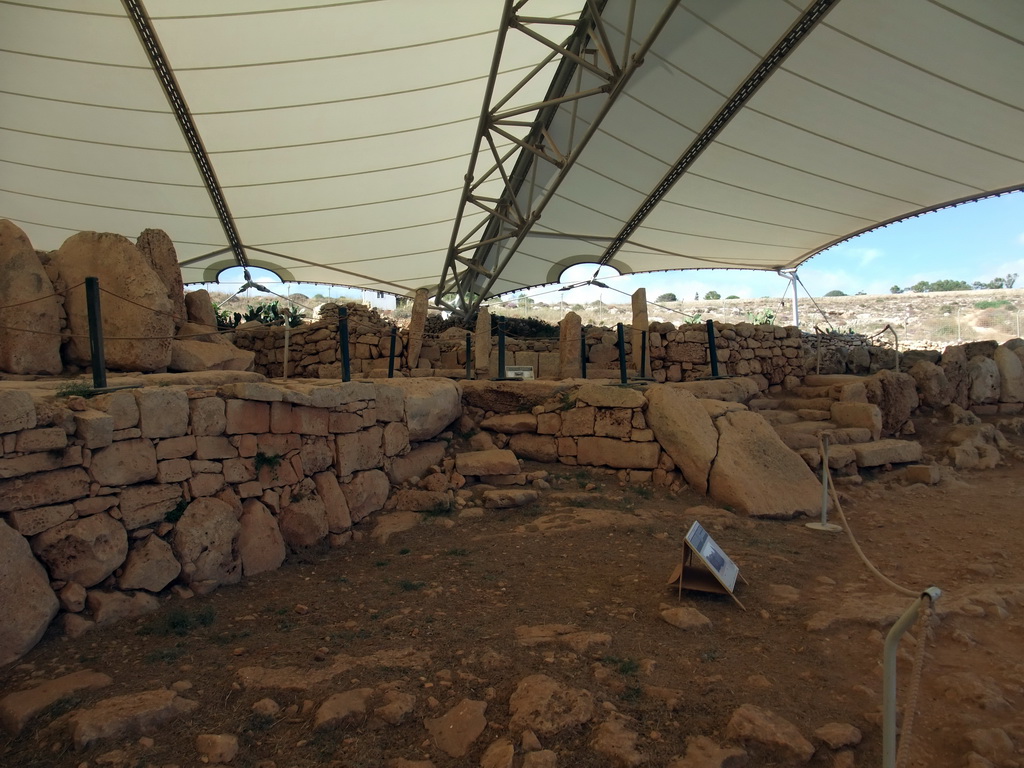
xmin=849 ymin=439 xmax=923 ymax=467
xmin=780 ymin=397 xmax=834 ymax=411
xmin=759 ymin=410 xmax=801 ymax=426
xmin=802 ymin=374 xmax=865 ymax=387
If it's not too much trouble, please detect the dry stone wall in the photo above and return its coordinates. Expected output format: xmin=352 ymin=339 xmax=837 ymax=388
xmin=0 ymin=377 xmax=463 ymax=666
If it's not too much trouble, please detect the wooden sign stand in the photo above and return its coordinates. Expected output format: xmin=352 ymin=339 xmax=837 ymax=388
xmin=666 ymin=521 xmax=747 ymax=610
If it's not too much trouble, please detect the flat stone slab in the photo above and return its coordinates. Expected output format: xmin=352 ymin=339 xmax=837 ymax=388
xmin=1 ymin=670 xmax=113 ymax=735
xmin=851 ymin=439 xmax=923 ymax=467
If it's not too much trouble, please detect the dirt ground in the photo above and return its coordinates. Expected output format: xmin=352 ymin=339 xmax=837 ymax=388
xmin=2 ymin=420 xmax=1022 ymax=768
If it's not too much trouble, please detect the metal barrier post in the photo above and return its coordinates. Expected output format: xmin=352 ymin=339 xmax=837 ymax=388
xmin=706 ymin=319 xmax=720 ymax=378
xmin=339 ymin=307 xmax=351 ymax=382
xmin=496 ymin=320 xmax=508 ymax=380
xmin=283 ymin=325 xmax=290 ymax=381
xmin=85 ymin=276 xmax=107 ymax=389
xmin=465 ymin=332 xmax=473 ymax=379
xmin=617 ymin=323 xmax=628 ymax=384
xmin=580 ymin=335 xmax=587 ymax=379
xmin=387 ymin=326 xmax=397 ymax=378
xmin=640 ymin=330 xmax=649 ymax=378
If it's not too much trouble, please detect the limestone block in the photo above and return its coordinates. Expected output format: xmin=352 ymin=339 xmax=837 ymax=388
xmin=0 ymin=221 xmax=62 ymax=374
xmin=157 ymin=459 xmax=191 ymax=484
xmin=388 ymin=441 xmax=446 ymax=484
xmin=907 ymin=361 xmax=953 ymax=409
xmin=509 ymin=675 xmax=593 ymax=736
xmin=342 ymin=469 xmax=390 ymax=522
xmin=537 ymin=412 xmax=560 ymax=435
xmin=7 ymin=503 xmax=75 ymax=536
xmin=863 ymin=369 xmax=919 ymax=435
xmin=170 ymin=339 xmax=254 ymax=372
xmin=119 ymin=483 xmax=183 ymax=529
xmin=189 ymin=397 xmax=227 ymax=436
xmin=0 ymin=520 xmax=59 ymax=666
xmin=155 ymin=435 xmax=196 ymax=460
xmin=508 ymin=434 xmax=558 ymax=463
xmin=15 ymin=427 xmax=67 ymax=453
xmin=313 ymin=471 xmax=352 ymax=532
xmin=425 ymin=698 xmax=488 ymax=758
xmin=383 ymin=422 xmax=410 ymax=457
xmin=335 ymin=426 xmax=384 ymax=477
xmin=194 ymin=436 xmax=237 ymax=460
xmin=0 ymin=390 xmax=36 ymax=433
xmin=383 ymin=378 xmax=461 ymax=441
xmin=68 ymin=688 xmax=198 ymax=750
xmin=189 ymin=472 xmax=226 ymax=498
xmin=373 ymin=383 xmax=405 ymax=423
xmin=225 ymin=399 xmax=271 ymax=434
xmin=75 ymin=410 xmax=114 ymax=449
xmin=0 ymin=669 xmax=112 ymax=735
xmin=31 ymin=513 xmax=128 ymax=587
xmin=456 ymin=449 xmax=520 ymax=476
xmin=560 ymin=406 xmax=596 ymax=436
xmin=830 ymin=402 xmax=882 ymax=441
xmin=392 ymin=489 xmax=450 ymax=513
xmin=968 ymin=355 xmax=1000 ymax=405
xmin=279 ymin=486 xmax=329 ymax=548
xmin=594 ymin=408 xmax=632 ymax=439
xmin=0 ymin=467 xmax=90 ymax=512
xmin=851 ymin=439 xmax=923 ymax=467
xmin=577 ymin=384 xmax=646 ymax=409
xmin=238 ymin=499 xmax=286 ymax=576
xmin=118 ymin=535 xmax=181 ymax=592
xmin=137 ymin=229 xmax=186 ymax=326
xmin=55 ymin=232 xmax=175 ymax=371
xmin=482 ymin=489 xmax=539 ymax=508
xmin=90 ymin=439 xmax=158 ymax=486
xmin=299 ymin=436 xmax=333 ymax=474
xmin=171 ymin=498 xmax=240 ymax=592
xmin=480 ymin=413 xmax=539 ymax=434
xmin=709 ymin=410 xmax=822 ymax=518
xmin=135 ymin=388 xmax=189 ymax=439
xmin=994 ymin=344 xmax=1024 ymax=403
xmin=219 ymin=382 xmax=283 ymax=402
xmin=646 ymin=387 xmax=718 ymax=495
xmin=724 ymin=704 xmax=813 ymax=763
xmin=577 ymin=437 xmax=660 ymax=469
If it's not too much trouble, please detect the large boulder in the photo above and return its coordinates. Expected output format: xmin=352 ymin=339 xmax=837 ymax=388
xmin=994 ymin=344 xmax=1024 ymax=403
xmin=53 ymin=232 xmax=175 ymax=371
xmin=171 ymin=498 xmax=241 ymax=593
xmin=342 ymin=469 xmax=390 ymax=522
xmin=117 ymin=535 xmax=180 ymax=592
xmin=135 ymin=229 xmax=186 ymax=327
xmin=382 ymin=378 xmax=461 ymax=441
xmin=31 ymin=513 xmax=128 ymax=587
xmin=940 ymin=344 xmax=970 ymax=408
xmin=708 ymin=410 xmax=822 ymax=518
xmin=238 ymin=499 xmax=286 ymax=576
xmin=278 ymin=481 xmax=329 ymax=548
xmin=183 ymin=289 xmax=219 ymax=329
xmin=0 ymin=521 xmax=59 ymax=666
xmin=907 ymin=360 xmax=953 ymax=409
xmin=646 ymin=386 xmax=718 ymax=495
xmin=169 ymin=339 xmax=255 ymax=372
xmin=968 ymin=355 xmax=1000 ymax=404
xmin=0 ymin=220 xmax=62 ymax=374
xmin=863 ymin=369 xmax=919 ymax=435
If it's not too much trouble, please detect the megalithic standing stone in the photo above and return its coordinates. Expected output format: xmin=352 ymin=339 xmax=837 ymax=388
xmin=474 ymin=307 xmax=491 ymax=375
xmin=559 ymin=311 xmax=582 ymax=379
xmin=406 ymin=289 xmax=428 ymax=369
xmin=631 ymin=288 xmax=649 ymax=374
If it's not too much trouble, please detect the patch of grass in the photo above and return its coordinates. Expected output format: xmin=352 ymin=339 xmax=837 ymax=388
xmin=620 ymin=685 xmax=644 ymax=703
xmin=165 ymin=498 xmax=188 ymax=523
xmin=375 ymin=560 xmax=390 ymax=567
xmin=630 ymin=486 xmax=653 ymax=499
xmin=254 ymin=452 xmax=283 ymax=473
xmin=398 ymin=548 xmax=411 ymax=555
xmin=248 ymin=712 xmax=277 ymax=732
xmin=398 ymin=580 xmax=426 ymax=592
xmin=55 ymin=382 xmax=94 ymax=399
xmin=45 ymin=694 xmax=83 ymax=719
xmin=445 ymin=548 xmax=470 ymax=557
xmin=137 ymin=604 xmax=216 ymax=637
xmin=423 ymin=501 xmax=452 ymax=517
xmin=144 ymin=646 xmax=185 ymax=664
xmin=603 ymin=655 xmax=640 ymax=676
xmin=974 ymin=299 xmax=1015 ymax=310
xmin=700 ymin=647 xmax=721 ymax=663
xmin=557 ymin=391 xmax=576 ymax=411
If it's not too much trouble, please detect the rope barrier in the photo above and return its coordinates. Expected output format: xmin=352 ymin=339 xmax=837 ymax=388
xmin=0 ymin=281 xmax=85 ymax=311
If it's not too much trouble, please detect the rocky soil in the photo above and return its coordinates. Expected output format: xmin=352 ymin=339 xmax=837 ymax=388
xmin=2 ymin=418 xmax=1022 ymax=768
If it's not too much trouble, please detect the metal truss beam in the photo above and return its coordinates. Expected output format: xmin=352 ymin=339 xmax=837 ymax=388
xmin=122 ymin=0 xmax=248 ymax=271
xmin=436 ymin=0 xmax=680 ymax=319
xmin=597 ymin=0 xmax=840 ymax=269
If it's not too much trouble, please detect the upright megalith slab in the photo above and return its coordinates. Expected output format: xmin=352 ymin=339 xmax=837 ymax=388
xmin=0 ymin=521 xmax=59 ymax=666
xmin=558 ymin=311 xmax=582 ymax=379
xmin=646 ymin=386 xmax=718 ymax=495
xmin=136 ymin=229 xmax=186 ymax=327
xmin=382 ymin=378 xmax=461 ymax=441
xmin=53 ymin=231 xmax=175 ymax=371
xmin=406 ymin=288 xmax=429 ymax=369
xmin=631 ymin=288 xmax=649 ymax=374
xmin=475 ymin=306 xmax=492 ymax=376
xmin=0 ymin=220 xmax=62 ymax=374
xmin=709 ymin=410 xmax=822 ymax=518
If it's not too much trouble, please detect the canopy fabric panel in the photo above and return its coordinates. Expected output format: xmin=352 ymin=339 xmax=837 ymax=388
xmin=2 ymin=0 xmax=1023 ymax=306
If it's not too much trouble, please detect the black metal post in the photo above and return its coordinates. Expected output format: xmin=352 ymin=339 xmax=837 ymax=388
xmin=85 ymin=276 xmax=107 ymax=389
xmin=465 ymin=332 xmax=472 ymax=380
xmin=706 ymin=318 xmax=720 ymax=378
xmin=339 ymin=307 xmax=351 ymax=382
xmin=387 ymin=327 xmax=397 ymax=378
xmin=639 ymin=330 xmax=648 ymax=378
xmin=580 ymin=335 xmax=587 ymax=379
xmin=496 ymin=320 xmax=508 ymax=380
xmin=617 ymin=323 xmax=628 ymax=384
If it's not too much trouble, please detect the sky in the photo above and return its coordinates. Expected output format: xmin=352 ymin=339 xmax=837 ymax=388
xmin=204 ymin=189 xmax=1024 ymax=312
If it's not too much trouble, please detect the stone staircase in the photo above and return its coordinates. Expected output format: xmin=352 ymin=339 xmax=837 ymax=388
xmin=749 ymin=374 xmax=925 ymax=480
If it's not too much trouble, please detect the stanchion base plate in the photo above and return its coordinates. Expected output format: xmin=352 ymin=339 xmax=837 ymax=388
xmin=805 ymin=522 xmax=843 ymax=533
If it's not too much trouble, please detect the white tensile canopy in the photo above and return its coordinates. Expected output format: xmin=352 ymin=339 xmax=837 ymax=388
xmin=3 ymin=0 xmax=1023 ymax=316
